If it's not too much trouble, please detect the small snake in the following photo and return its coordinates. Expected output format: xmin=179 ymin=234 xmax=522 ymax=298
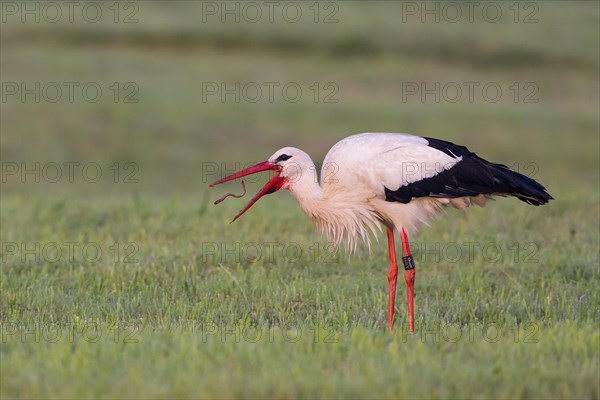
xmin=214 ymin=181 xmax=246 ymax=205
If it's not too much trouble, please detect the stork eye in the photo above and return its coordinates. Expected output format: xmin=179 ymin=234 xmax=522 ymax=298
xmin=275 ymin=154 xmax=292 ymax=162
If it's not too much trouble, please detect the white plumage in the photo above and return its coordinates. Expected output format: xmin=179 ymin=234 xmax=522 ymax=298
xmin=272 ymin=133 xmax=478 ymax=252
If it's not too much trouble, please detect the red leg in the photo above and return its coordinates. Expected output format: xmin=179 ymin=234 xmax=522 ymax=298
xmin=400 ymin=228 xmax=415 ymax=332
xmin=386 ymin=226 xmax=398 ymax=331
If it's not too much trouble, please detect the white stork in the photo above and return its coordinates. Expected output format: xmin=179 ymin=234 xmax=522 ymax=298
xmin=210 ymin=132 xmax=552 ymax=331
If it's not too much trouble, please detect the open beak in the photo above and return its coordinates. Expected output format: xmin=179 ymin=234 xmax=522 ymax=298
xmin=210 ymin=160 xmax=286 ymax=223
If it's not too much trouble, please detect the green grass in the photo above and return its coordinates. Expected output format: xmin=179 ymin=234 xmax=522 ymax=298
xmin=1 ymin=2 xmax=599 ymax=399
xmin=1 ymin=194 xmax=598 ymax=398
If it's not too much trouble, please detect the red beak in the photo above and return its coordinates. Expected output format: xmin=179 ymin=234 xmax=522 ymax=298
xmin=210 ymin=160 xmax=286 ymax=223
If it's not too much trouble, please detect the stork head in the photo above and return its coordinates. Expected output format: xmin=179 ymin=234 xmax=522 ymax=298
xmin=268 ymin=147 xmax=315 ymax=185
xmin=210 ymin=147 xmax=314 ymax=222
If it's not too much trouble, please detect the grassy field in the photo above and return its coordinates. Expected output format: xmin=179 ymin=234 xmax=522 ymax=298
xmin=1 ymin=2 xmax=599 ymax=399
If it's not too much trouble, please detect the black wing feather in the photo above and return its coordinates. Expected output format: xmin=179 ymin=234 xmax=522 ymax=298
xmin=384 ymin=137 xmax=553 ymax=206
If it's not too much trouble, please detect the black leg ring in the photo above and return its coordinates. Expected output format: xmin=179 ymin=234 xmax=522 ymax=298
xmin=402 ymin=255 xmax=415 ymax=270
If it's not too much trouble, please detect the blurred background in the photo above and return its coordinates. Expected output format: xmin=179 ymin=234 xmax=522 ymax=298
xmin=1 ymin=1 xmax=598 ymax=202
